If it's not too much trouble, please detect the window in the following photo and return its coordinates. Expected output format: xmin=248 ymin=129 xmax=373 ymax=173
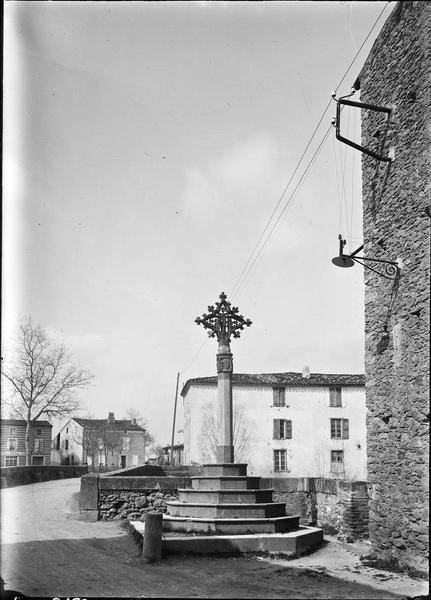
xmin=9 ymin=427 xmax=16 ymax=435
xmin=330 ymin=418 xmax=349 ymax=439
xmin=8 ymin=438 xmax=17 ymax=451
xmin=329 ymin=387 xmax=342 ymax=407
xmin=66 ymin=427 xmax=68 ymax=434
xmin=32 ymin=456 xmax=44 ymax=465
xmin=36 ymin=428 xmax=42 ymax=436
xmin=273 ymin=387 xmax=286 ymax=407
xmin=65 ymin=440 xmax=69 ymax=450
xmin=273 ymin=449 xmax=287 ymax=472
xmin=56 ymin=433 xmax=61 ymax=450
xmin=273 ymin=419 xmax=292 ymax=440
xmin=5 ymin=456 xmax=18 ymax=466
xmin=34 ymin=438 xmax=43 ymax=452
xmin=331 ymin=450 xmax=344 ymax=473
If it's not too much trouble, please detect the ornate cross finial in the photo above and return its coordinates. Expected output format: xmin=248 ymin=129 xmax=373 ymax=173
xmin=195 ymin=292 xmax=252 ymax=345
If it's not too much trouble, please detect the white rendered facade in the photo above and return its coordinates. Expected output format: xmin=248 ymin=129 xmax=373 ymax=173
xmin=183 ymin=375 xmax=367 ymax=480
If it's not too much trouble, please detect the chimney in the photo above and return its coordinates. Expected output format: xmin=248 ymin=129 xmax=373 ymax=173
xmin=107 ymin=412 xmax=115 ymax=425
xmin=132 ymin=418 xmax=137 ymax=426
xmin=302 ymin=366 xmax=310 ymax=379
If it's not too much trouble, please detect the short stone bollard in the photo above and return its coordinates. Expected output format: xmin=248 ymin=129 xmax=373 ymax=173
xmin=142 ymin=512 xmax=163 ymax=563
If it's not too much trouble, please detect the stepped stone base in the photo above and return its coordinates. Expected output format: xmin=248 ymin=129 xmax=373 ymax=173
xmin=156 ymin=462 xmax=323 ymax=555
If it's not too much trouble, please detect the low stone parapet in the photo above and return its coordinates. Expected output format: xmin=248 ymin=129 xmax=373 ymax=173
xmin=0 ymin=465 xmax=88 ymax=488
xmin=79 ymin=472 xmax=192 ymax=521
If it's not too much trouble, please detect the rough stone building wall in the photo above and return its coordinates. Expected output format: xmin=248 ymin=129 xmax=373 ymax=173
xmin=359 ymin=1 xmax=430 ymax=573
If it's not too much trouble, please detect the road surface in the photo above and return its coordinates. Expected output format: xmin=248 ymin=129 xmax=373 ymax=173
xmin=1 ymin=478 xmax=427 ymax=598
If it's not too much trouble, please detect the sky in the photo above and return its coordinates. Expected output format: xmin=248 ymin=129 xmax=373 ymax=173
xmin=3 ymin=1 xmax=392 ymax=446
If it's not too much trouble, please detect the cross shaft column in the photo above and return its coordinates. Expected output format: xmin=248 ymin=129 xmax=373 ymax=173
xmin=195 ymin=292 xmax=252 ymax=465
xmin=216 ymin=340 xmax=234 ymax=463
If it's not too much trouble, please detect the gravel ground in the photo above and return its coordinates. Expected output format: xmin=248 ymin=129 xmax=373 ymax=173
xmin=1 ymin=478 xmax=428 ymax=599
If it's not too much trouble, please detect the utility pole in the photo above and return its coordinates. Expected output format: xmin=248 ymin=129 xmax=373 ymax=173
xmin=170 ymin=372 xmax=180 ymax=466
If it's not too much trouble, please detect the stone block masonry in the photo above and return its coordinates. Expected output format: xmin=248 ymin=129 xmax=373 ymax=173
xmin=359 ymin=1 xmax=430 ymax=574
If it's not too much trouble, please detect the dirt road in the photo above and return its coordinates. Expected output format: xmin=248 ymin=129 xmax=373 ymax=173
xmin=1 ymin=478 xmax=427 ymax=598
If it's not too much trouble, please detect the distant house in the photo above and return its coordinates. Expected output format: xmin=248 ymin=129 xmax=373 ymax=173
xmin=51 ymin=412 xmax=146 ymax=470
xmin=162 ymin=443 xmax=184 ymax=466
xmin=0 ymin=419 xmax=53 ymax=466
xmin=182 ymin=371 xmax=367 ymax=480
xmin=146 ymin=450 xmax=160 ymax=466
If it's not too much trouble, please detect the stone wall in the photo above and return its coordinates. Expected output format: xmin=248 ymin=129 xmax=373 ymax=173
xmin=0 ymin=465 xmax=88 ymax=488
xmin=263 ymin=478 xmax=369 ymax=540
xmin=79 ymin=472 xmax=192 ymax=521
xmin=99 ymin=489 xmax=179 ymax=520
xmin=80 ymin=473 xmax=368 ymax=537
xmin=359 ymin=1 xmax=430 ymax=573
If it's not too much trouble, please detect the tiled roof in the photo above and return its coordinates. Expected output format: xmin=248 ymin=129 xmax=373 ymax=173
xmin=73 ymin=418 xmax=145 ymax=432
xmin=181 ymin=372 xmax=365 ymax=396
xmin=0 ymin=419 xmax=52 ymax=427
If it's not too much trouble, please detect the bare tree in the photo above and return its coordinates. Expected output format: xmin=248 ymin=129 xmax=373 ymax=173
xmin=1 ymin=317 xmax=93 ymax=465
xmin=198 ymin=401 xmax=251 ymax=463
xmin=81 ymin=428 xmax=102 ymax=472
xmin=100 ymin=429 xmax=124 ymax=468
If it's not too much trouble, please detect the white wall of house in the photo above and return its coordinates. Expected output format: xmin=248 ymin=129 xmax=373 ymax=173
xmin=51 ymin=418 xmax=147 ymax=469
xmin=183 ymin=383 xmax=367 ymax=480
xmin=51 ymin=418 xmax=84 ymax=465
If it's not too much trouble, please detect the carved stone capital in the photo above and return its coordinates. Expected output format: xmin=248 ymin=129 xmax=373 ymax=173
xmin=217 ymin=352 xmax=233 ymax=373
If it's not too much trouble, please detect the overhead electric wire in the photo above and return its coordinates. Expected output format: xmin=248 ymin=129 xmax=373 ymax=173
xmin=229 ymin=1 xmax=390 ymax=300
xmin=233 ymin=124 xmax=333 ymax=299
xmin=181 ymin=2 xmax=390 ymax=376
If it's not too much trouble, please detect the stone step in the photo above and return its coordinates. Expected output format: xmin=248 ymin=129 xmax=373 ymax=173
xmin=130 ymin=520 xmax=323 ymax=558
xmin=162 ymin=514 xmax=301 ymax=535
xmin=178 ymin=488 xmax=273 ymax=504
xmin=162 ymin=527 xmax=324 ymax=557
xmin=166 ymin=501 xmax=286 ymax=519
xmin=191 ymin=476 xmax=261 ymax=491
xmin=202 ymin=463 xmax=248 ymax=477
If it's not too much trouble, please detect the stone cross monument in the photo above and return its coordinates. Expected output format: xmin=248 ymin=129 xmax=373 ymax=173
xmin=195 ymin=292 xmax=252 ymax=463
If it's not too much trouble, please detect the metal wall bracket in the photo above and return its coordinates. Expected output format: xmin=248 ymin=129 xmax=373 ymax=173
xmin=332 ymin=94 xmax=393 ymax=162
xmin=332 ymin=235 xmax=400 ymax=280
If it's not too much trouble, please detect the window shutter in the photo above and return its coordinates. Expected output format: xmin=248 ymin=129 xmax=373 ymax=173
xmin=280 ymin=388 xmax=285 ymax=406
xmin=273 ymin=419 xmax=281 ymax=439
xmin=342 ymin=419 xmax=349 ymax=439
xmin=329 ymin=388 xmax=335 ymax=407
xmin=286 ymin=420 xmax=292 ymax=439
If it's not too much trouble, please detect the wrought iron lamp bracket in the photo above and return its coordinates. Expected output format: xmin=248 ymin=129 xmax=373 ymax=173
xmin=332 ymin=94 xmax=393 ymax=163
xmin=350 ymin=255 xmax=400 ymax=280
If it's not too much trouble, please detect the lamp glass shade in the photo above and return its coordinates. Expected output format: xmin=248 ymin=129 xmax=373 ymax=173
xmin=332 ymin=255 xmax=355 ymax=268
